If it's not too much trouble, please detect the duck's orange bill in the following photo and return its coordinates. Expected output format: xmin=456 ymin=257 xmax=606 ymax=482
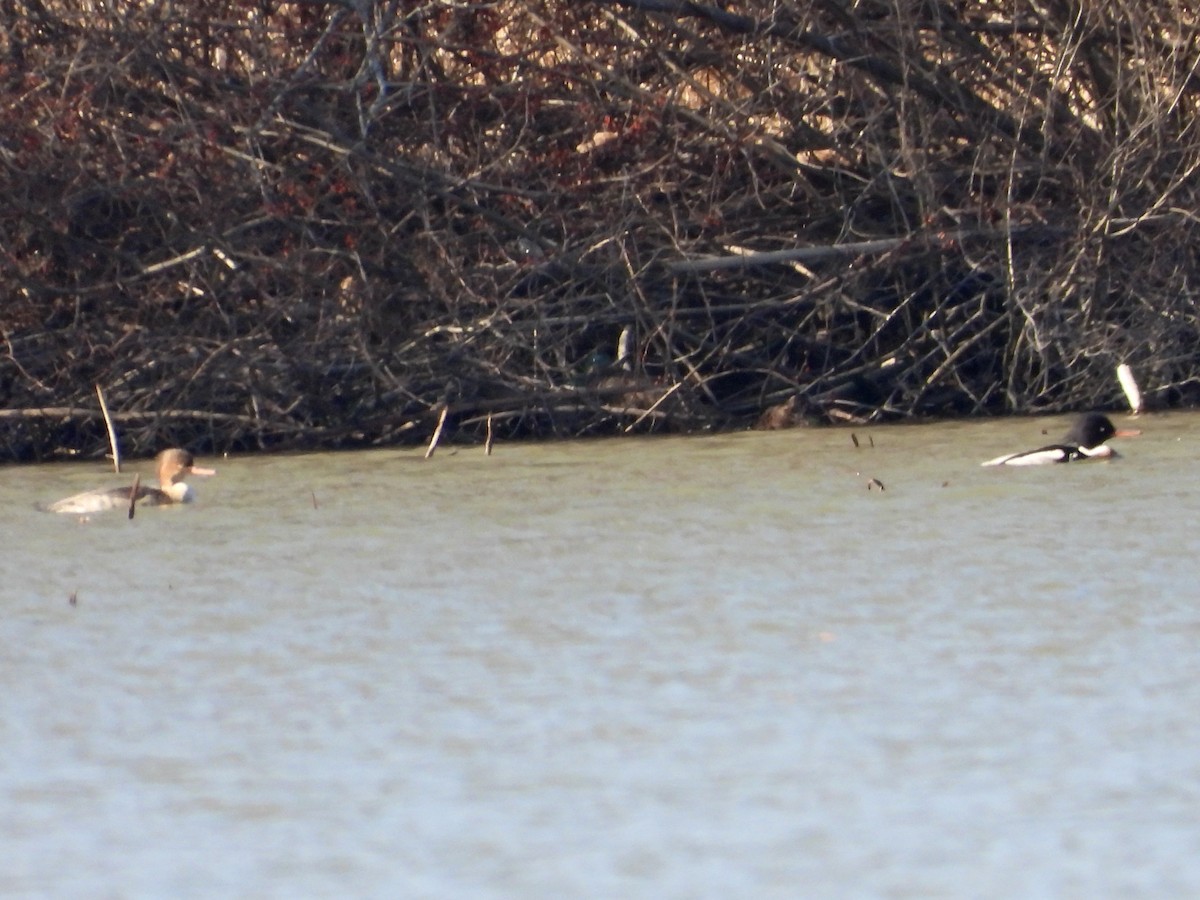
xmin=1114 ymin=428 xmax=1142 ymax=438
xmin=190 ymin=465 xmax=218 ymax=476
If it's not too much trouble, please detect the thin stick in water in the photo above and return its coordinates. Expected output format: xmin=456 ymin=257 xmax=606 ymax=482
xmin=425 ymin=406 xmax=449 ymax=459
xmin=485 ymin=413 xmax=495 ymax=456
xmin=1117 ymin=364 xmax=1143 ymax=415
xmin=127 ymin=472 xmax=140 ymax=520
xmin=95 ymin=384 xmax=121 ymax=473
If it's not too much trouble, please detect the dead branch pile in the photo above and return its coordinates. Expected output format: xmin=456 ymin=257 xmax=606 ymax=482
xmin=4 ymin=0 xmax=1200 ymax=459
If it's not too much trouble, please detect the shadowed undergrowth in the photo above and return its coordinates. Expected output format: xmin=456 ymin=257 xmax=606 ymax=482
xmin=3 ymin=1 xmax=1200 ymax=459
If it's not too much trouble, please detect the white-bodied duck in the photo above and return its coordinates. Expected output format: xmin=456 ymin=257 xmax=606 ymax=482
xmin=981 ymin=413 xmax=1140 ymax=466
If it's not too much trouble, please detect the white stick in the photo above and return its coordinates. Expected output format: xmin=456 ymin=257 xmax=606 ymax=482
xmin=425 ymin=406 xmax=448 ymax=459
xmin=95 ymin=384 xmax=121 ymax=473
xmin=1116 ymin=364 xmax=1143 ymax=414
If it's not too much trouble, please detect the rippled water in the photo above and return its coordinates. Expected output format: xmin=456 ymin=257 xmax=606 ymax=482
xmin=3 ymin=413 xmax=1199 ymax=897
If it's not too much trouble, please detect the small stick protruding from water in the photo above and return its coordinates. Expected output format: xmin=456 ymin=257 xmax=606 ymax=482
xmin=311 ymin=490 xmax=319 ymax=509
xmin=1117 ymin=363 xmax=1143 ymax=415
xmin=69 ymin=590 xmax=78 ymax=606
xmin=425 ymin=405 xmax=449 ymax=459
xmin=96 ymin=384 xmax=120 ymax=473
xmin=849 ymin=468 xmax=885 ymax=491
xmin=485 ymin=413 xmax=495 ymax=456
xmin=851 ymin=432 xmax=860 ymax=448
xmin=127 ymin=472 xmax=140 ymax=520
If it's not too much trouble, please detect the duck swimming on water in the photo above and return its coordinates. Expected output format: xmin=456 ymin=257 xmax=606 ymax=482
xmin=981 ymin=413 xmax=1140 ymax=467
xmin=47 ymin=449 xmax=216 ymax=514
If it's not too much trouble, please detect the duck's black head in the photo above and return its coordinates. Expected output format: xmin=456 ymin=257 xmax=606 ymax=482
xmin=1063 ymin=413 xmax=1117 ymax=449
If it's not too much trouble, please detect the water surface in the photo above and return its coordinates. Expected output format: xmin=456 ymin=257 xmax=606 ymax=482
xmin=3 ymin=413 xmax=1199 ymax=897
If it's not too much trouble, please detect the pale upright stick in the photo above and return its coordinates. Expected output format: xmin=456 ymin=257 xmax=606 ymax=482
xmin=1116 ymin=364 xmax=1143 ymax=415
xmin=95 ymin=384 xmax=121 ymax=473
xmin=425 ymin=406 xmax=449 ymax=459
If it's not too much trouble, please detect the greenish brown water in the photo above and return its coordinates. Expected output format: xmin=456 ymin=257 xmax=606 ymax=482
xmin=3 ymin=413 xmax=1199 ymax=897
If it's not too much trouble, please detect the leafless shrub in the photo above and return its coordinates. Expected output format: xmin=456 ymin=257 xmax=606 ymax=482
xmin=3 ymin=0 xmax=1199 ymax=458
